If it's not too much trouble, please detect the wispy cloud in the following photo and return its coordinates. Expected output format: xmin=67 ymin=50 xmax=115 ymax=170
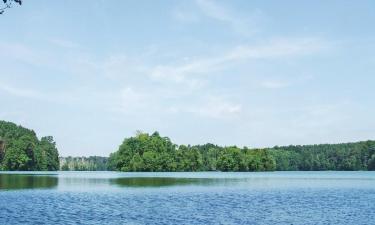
xmin=173 ymin=0 xmax=262 ymax=36
xmin=189 ymin=96 xmax=242 ymax=119
xmin=114 ymin=87 xmax=150 ymax=113
xmin=172 ymin=7 xmax=200 ymax=23
xmin=260 ymin=80 xmax=290 ymax=89
xmin=0 ymin=43 xmax=45 ymax=66
xmin=48 ymin=38 xmax=80 ymax=49
xmin=149 ymin=37 xmax=329 ymax=85
xmin=165 ymin=95 xmax=242 ymax=119
xmin=0 ymin=35 xmax=330 ymax=122
xmin=0 ymin=82 xmax=46 ymax=100
xmin=195 ymin=0 xmax=262 ymax=36
xmin=0 ymin=80 xmax=93 ymax=106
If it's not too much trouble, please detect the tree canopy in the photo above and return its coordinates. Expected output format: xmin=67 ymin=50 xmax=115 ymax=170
xmin=110 ymin=131 xmax=375 ymax=172
xmin=2 ymin=120 xmax=374 ymax=172
xmin=270 ymin=141 xmax=375 ymax=171
xmin=0 ymin=120 xmax=59 ymax=171
xmin=109 ymin=131 xmax=276 ymax=172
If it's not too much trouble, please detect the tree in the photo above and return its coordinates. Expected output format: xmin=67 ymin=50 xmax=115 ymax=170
xmin=61 ymin=163 xmax=70 ymax=171
xmin=111 ymin=131 xmax=177 ymax=172
xmin=217 ymin=147 xmax=246 ymax=172
xmin=38 ymin=136 xmax=59 ymax=171
xmin=206 ymin=147 xmax=220 ymax=171
xmin=0 ymin=0 xmax=22 ymax=15
xmin=3 ymin=141 xmax=30 ymax=170
xmin=0 ymin=120 xmax=60 ymax=171
xmin=368 ymin=155 xmax=375 ymax=171
xmin=129 ymin=153 xmax=144 ymax=171
xmin=178 ymin=146 xmax=203 ymax=171
xmin=109 ymin=131 xmax=375 ymax=172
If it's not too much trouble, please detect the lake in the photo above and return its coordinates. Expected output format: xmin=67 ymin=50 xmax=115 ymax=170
xmin=0 ymin=171 xmax=375 ymax=225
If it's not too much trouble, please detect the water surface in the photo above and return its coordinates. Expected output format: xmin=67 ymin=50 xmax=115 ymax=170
xmin=1 ymin=171 xmax=374 ymax=224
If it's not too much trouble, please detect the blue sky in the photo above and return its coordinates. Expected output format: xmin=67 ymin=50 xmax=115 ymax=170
xmin=1 ymin=0 xmax=375 ymax=156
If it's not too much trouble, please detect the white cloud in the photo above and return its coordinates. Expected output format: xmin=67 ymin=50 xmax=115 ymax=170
xmin=172 ymin=8 xmax=200 ymax=23
xmin=195 ymin=0 xmax=262 ymax=36
xmin=48 ymin=38 xmax=80 ymax=49
xmin=226 ymin=38 xmax=327 ymax=60
xmin=261 ymin=80 xmax=290 ymax=89
xmin=119 ymin=87 xmax=147 ymax=111
xmin=109 ymin=86 xmax=161 ymax=115
xmin=187 ymin=96 xmax=242 ymax=119
xmin=104 ymin=59 xmax=147 ymax=80
xmin=0 ymin=82 xmax=46 ymax=100
xmin=0 ymin=80 xmax=97 ymax=106
xmin=149 ymin=37 xmax=329 ymax=86
xmin=0 ymin=43 xmax=45 ymax=66
xmin=173 ymin=0 xmax=262 ymax=36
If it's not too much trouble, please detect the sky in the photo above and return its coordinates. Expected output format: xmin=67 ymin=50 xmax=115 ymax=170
xmin=1 ymin=0 xmax=375 ymax=156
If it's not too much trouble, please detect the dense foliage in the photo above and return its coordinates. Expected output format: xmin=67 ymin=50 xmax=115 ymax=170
xmin=110 ymin=132 xmax=375 ymax=172
xmin=109 ymin=132 xmax=276 ymax=172
xmin=0 ymin=120 xmax=59 ymax=171
xmin=3 ymin=120 xmax=374 ymax=172
xmin=270 ymin=141 xmax=375 ymax=171
xmin=60 ymin=156 xmax=108 ymax=171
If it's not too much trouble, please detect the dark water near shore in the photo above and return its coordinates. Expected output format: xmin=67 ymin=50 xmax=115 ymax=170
xmin=1 ymin=171 xmax=375 ymax=225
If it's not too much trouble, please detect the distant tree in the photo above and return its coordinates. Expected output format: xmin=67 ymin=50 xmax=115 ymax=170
xmin=61 ymin=163 xmax=70 ymax=171
xmin=110 ymin=131 xmax=176 ymax=172
xmin=177 ymin=146 xmax=203 ymax=171
xmin=109 ymin=131 xmax=375 ymax=172
xmin=368 ymin=155 xmax=375 ymax=171
xmin=269 ymin=141 xmax=375 ymax=171
xmin=59 ymin=156 xmax=108 ymax=171
xmin=217 ymin=147 xmax=247 ymax=172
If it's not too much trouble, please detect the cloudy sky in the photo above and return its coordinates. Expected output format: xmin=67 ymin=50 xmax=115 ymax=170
xmin=1 ymin=0 xmax=375 ymax=156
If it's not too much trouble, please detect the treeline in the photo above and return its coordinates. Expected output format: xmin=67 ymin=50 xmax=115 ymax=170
xmin=0 ymin=120 xmax=59 ymax=171
xmin=60 ymin=156 xmax=108 ymax=171
xmin=2 ymin=119 xmax=375 ymax=172
xmin=270 ymin=141 xmax=375 ymax=171
xmin=108 ymin=132 xmax=275 ymax=172
xmin=109 ymin=132 xmax=375 ymax=172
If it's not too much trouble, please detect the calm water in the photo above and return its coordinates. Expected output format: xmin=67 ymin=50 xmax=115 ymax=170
xmin=1 ymin=171 xmax=375 ymax=225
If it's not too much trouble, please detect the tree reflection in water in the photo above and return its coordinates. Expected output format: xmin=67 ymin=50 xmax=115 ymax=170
xmin=0 ymin=174 xmax=58 ymax=190
xmin=111 ymin=177 xmax=235 ymax=187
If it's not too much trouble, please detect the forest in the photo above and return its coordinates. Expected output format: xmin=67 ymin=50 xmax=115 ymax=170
xmin=109 ymin=131 xmax=276 ymax=172
xmin=270 ymin=141 xmax=375 ymax=171
xmin=60 ymin=156 xmax=108 ymax=171
xmin=109 ymin=131 xmax=375 ymax=172
xmin=0 ymin=120 xmax=59 ymax=171
xmin=1 ymin=119 xmax=375 ymax=172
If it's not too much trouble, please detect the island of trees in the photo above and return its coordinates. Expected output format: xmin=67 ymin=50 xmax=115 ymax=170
xmin=108 ymin=131 xmax=275 ymax=172
xmin=0 ymin=120 xmax=59 ymax=171
xmin=109 ymin=131 xmax=375 ymax=172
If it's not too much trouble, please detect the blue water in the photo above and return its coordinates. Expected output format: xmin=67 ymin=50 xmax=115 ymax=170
xmin=1 ymin=171 xmax=375 ymax=225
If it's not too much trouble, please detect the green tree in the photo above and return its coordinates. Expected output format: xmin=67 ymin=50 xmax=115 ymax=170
xmin=217 ymin=147 xmax=246 ymax=172
xmin=368 ymin=155 xmax=375 ymax=171
xmin=0 ymin=120 xmax=60 ymax=171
